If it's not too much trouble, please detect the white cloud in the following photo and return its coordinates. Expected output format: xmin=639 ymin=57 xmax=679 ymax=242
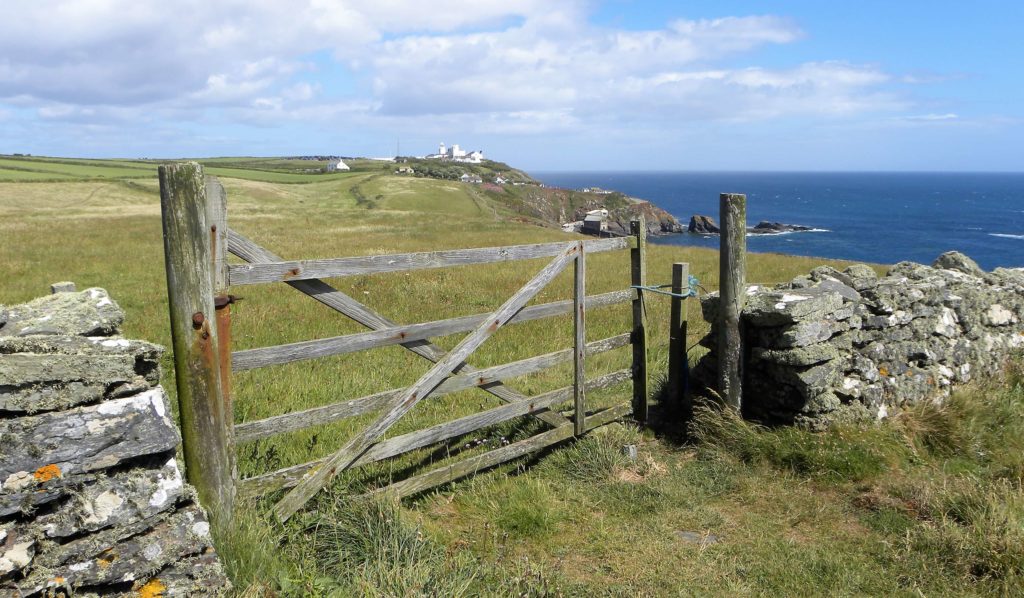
xmin=0 ymin=1 xmax=917 ymax=152
xmin=900 ymin=113 xmax=959 ymax=121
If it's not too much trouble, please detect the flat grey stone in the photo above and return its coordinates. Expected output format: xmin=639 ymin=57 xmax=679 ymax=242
xmin=0 ymin=387 xmax=179 ymax=487
xmin=675 ymin=530 xmax=721 ymax=545
xmin=0 ymin=337 xmax=162 ymax=413
xmin=0 ymin=288 xmax=124 ymax=337
xmin=744 ymin=287 xmax=845 ymax=326
xmin=816 ymin=278 xmax=861 ymax=302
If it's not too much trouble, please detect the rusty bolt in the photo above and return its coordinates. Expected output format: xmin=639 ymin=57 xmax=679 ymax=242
xmin=211 ymin=224 xmax=217 ymax=232
xmin=192 ymin=312 xmax=205 ymax=329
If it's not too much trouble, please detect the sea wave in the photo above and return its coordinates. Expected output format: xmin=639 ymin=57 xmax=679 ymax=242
xmin=747 ymin=228 xmax=831 ymax=237
xmin=990 ymin=233 xmax=1024 ymax=240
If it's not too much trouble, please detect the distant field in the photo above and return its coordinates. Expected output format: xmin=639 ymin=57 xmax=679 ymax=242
xmin=0 ymin=157 xmax=155 ymax=181
xmin=0 ymin=155 xmax=377 ymax=183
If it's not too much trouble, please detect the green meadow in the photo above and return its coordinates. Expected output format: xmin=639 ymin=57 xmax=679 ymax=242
xmin=1 ymin=156 xmax=1022 ymax=596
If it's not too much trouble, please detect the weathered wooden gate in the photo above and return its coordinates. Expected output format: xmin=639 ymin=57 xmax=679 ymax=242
xmin=159 ymin=163 xmax=650 ymax=526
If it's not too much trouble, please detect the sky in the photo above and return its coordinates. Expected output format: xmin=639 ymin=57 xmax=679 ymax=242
xmin=1 ymin=0 xmax=1022 ymax=171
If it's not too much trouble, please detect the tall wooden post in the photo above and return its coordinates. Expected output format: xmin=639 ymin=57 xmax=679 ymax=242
xmin=159 ymin=163 xmax=234 ymax=529
xmin=630 ymin=217 xmax=649 ymax=423
xmin=668 ymin=262 xmax=689 ymax=417
xmin=718 ymin=193 xmax=746 ymax=411
xmin=573 ymin=241 xmax=586 ymax=436
xmin=206 ymin=176 xmax=237 ymax=507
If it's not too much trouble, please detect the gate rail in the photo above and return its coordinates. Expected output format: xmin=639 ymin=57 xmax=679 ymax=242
xmin=159 ymin=162 xmax=650 ymax=527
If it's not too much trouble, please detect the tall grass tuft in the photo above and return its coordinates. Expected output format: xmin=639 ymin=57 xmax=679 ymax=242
xmin=540 ymin=422 xmax=642 ymax=482
xmin=690 ymin=404 xmax=900 ymax=483
xmin=301 ymin=494 xmax=479 ymax=597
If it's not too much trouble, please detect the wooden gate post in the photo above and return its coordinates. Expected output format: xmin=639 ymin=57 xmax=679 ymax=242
xmin=573 ymin=241 xmax=586 ymax=436
xmin=630 ymin=217 xmax=648 ymax=423
xmin=159 ymin=162 xmax=234 ymax=529
xmin=667 ymin=262 xmax=689 ymax=417
xmin=718 ymin=193 xmax=746 ymax=411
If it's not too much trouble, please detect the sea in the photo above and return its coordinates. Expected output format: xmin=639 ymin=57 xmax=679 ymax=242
xmin=533 ymin=172 xmax=1024 ymax=271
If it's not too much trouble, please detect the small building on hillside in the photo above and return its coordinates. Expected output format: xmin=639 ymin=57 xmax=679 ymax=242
xmin=326 ymin=159 xmax=350 ymax=172
xmin=395 ymin=166 xmax=415 ymax=175
xmin=494 ymin=174 xmax=508 ymax=185
xmin=582 ymin=209 xmax=609 ymax=234
xmin=459 ymin=173 xmax=483 ymax=184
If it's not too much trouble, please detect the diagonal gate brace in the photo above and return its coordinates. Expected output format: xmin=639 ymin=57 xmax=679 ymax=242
xmin=272 ymin=242 xmax=580 ymax=521
xmin=227 ymin=230 xmax=572 ymax=429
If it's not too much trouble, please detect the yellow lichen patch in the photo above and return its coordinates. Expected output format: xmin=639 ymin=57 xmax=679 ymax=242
xmin=49 ymin=576 xmax=66 ymax=585
xmin=33 ymin=464 xmax=61 ymax=482
xmin=878 ymin=366 xmax=889 ymax=377
xmin=137 ymin=578 xmax=166 ymax=598
xmin=96 ymin=550 xmax=117 ymax=568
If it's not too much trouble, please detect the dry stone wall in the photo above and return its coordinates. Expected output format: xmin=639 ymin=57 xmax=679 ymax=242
xmin=0 ymin=285 xmax=229 ymax=596
xmin=694 ymin=252 xmax=1024 ymax=428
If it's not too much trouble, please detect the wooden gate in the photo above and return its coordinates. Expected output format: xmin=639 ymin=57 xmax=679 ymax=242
xmin=159 ymin=163 xmax=649 ymax=525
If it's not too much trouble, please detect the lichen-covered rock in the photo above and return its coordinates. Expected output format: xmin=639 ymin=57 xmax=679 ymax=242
xmin=933 ymin=251 xmax=985 ymax=276
xmin=753 ymin=343 xmax=840 ymax=366
xmin=0 ymin=524 xmax=35 ymax=577
xmin=38 ymin=457 xmax=185 ymax=538
xmin=0 ymin=285 xmax=229 ymax=596
xmin=842 ymin=264 xmax=879 ymax=291
xmin=18 ymin=503 xmax=217 ymax=592
xmin=0 ymin=336 xmax=162 ymax=413
xmin=0 ymin=387 xmax=179 ymax=493
xmin=129 ymin=552 xmax=230 ymax=596
xmin=693 ymin=251 xmax=1024 ymax=427
xmin=0 ymin=288 xmax=124 ymax=337
xmin=744 ymin=287 xmax=845 ymax=326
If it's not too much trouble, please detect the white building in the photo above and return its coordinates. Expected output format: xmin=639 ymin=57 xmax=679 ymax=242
xmin=326 ymin=159 xmax=350 ymax=172
xmin=430 ymin=142 xmax=485 ymax=164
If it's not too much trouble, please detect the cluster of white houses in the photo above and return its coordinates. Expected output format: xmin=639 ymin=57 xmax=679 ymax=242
xmin=427 ymin=142 xmax=485 ymax=163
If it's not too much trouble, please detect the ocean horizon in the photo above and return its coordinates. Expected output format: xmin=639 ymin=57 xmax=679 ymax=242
xmin=534 ymin=171 xmax=1024 ymax=271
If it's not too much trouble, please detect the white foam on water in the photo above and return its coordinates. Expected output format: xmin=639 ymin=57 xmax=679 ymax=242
xmin=746 ymin=228 xmax=831 ymax=237
xmin=990 ymin=233 xmax=1024 ymax=240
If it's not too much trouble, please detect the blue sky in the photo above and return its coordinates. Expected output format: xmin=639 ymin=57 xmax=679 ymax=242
xmin=1 ymin=1 xmax=1021 ymax=171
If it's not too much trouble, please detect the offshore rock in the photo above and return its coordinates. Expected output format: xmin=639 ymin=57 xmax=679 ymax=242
xmin=688 ymin=214 xmax=720 ymax=234
xmin=749 ymin=221 xmax=813 ymax=234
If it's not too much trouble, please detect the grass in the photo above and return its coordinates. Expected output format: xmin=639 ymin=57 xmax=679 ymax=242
xmin=3 ymin=156 xmax=1021 ymax=596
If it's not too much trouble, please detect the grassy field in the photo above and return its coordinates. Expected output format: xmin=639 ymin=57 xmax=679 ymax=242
xmin=2 ymin=157 xmax=1022 ymax=596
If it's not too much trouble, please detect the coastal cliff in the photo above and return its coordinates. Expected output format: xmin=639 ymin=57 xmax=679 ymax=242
xmin=481 ymin=183 xmax=683 ymax=236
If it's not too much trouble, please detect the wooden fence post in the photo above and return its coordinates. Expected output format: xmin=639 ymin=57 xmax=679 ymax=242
xmin=718 ymin=193 xmax=746 ymax=411
xmin=573 ymin=241 xmax=586 ymax=436
xmin=630 ymin=217 xmax=648 ymax=423
xmin=668 ymin=262 xmax=689 ymax=416
xmin=206 ymin=176 xmax=237 ymax=505
xmin=159 ymin=162 xmax=234 ymax=529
